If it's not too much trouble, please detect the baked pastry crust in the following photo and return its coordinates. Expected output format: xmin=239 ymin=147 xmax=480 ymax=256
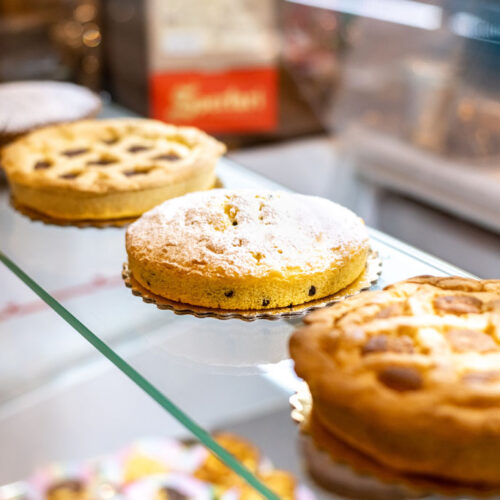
xmin=125 ymin=189 xmax=369 ymax=310
xmin=194 ymin=433 xmax=260 ymax=488
xmin=2 ymin=118 xmax=225 ymax=220
xmin=194 ymin=433 xmax=298 ymax=500
xmin=290 ymin=276 xmax=500 ymax=485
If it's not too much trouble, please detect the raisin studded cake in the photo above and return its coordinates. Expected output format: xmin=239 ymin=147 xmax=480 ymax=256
xmin=125 ymin=189 xmax=370 ymax=310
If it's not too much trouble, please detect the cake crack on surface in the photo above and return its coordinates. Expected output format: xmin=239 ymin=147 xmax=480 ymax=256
xmin=126 ymin=189 xmax=370 ymax=310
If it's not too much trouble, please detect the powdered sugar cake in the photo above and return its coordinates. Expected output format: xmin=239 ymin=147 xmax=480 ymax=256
xmin=125 ymin=189 xmax=370 ymax=311
xmin=0 ymin=80 xmax=101 ymax=144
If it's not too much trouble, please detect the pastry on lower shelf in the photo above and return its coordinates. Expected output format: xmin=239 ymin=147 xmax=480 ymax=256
xmin=6 ymin=434 xmax=315 ymax=500
xmin=290 ymin=275 xmax=500 ymax=489
xmin=194 ymin=434 xmax=308 ymax=500
xmin=194 ymin=433 xmax=260 ymax=489
xmin=44 ymin=480 xmax=88 ymax=500
xmin=95 ymin=437 xmax=206 ymax=487
xmin=1 ymin=118 xmax=225 ymax=221
xmin=125 ymin=189 xmax=369 ymax=310
xmin=0 ymin=81 xmax=101 ymax=147
xmin=230 ymin=470 xmax=301 ymax=500
xmin=123 ymin=473 xmax=214 ymax=500
xmin=123 ymin=470 xmax=305 ymax=500
xmin=29 ymin=462 xmax=93 ymax=500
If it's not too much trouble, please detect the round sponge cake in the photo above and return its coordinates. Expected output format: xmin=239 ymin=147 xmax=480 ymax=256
xmin=125 ymin=189 xmax=370 ymax=310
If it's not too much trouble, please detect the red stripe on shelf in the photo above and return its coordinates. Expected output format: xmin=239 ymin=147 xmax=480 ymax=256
xmin=0 ymin=274 xmax=122 ymax=323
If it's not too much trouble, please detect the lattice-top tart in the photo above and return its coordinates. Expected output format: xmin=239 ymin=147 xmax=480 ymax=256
xmin=125 ymin=189 xmax=370 ymax=311
xmin=290 ymin=276 xmax=500 ymax=486
xmin=1 ymin=118 xmax=225 ymax=221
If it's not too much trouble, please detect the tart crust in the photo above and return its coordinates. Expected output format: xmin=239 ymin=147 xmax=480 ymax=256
xmin=2 ymin=118 xmax=225 ymax=220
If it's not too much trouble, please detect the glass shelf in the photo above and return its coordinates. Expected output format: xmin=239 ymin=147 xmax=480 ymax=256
xmin=0 ymin=157 xmax=473 ymax=498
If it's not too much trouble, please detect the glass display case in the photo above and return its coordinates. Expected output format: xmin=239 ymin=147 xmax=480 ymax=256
xmin=1 ymin=1 xmax=498 ymax=498
xmin=0 ymin=104 xmax=472 ymax=498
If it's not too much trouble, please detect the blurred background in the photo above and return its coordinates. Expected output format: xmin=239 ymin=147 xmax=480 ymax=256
xmin=0 ymin=1 xmax=499 ymax=496
xmin=1 ymin=0 xmax=499 ymax=276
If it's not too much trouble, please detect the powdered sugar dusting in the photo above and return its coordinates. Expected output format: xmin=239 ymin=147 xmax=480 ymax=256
xmin=127 ymin=189 xmax=369 ymax=278
xmin=0 ymin=81 xmax=99 ymax=134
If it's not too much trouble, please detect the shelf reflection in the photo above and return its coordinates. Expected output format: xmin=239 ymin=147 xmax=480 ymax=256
xmin=151 ymin=316 xmax=299 ymax=372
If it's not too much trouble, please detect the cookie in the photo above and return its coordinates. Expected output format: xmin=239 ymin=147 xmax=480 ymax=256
xmin=94 ymin=438 xmax=205 ymax=488
xmin=30 ymin=462 xmax=93 ymax=500
xmin=0 ymin=80 xmax=101 ymax=145
xmin=125 ymin=189 xmax=369 ymax=310
xmin=290 ymin=276 xmax=500 ymax=485
xmin=194 ymin=434 xmax=302 ymax=500
xmin=194 ymin=433 xmax=260 ymax=489
xmin=2 ymin=118 xmax=225 ymax=220
xmin=236 ymin=470 xmax=299 ymax=500
xmin=123 ymin=473 xmax=213 ymax=500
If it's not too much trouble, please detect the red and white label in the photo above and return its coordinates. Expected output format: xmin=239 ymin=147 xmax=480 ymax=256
xmin=150 ymin=67 xmax=278 ymax=133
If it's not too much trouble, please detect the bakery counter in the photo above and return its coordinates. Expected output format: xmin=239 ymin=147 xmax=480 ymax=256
xmin=0 ymin=155 xmax=475 ymax=498
xmin=0 ymin=157 xmax=471 ymax=375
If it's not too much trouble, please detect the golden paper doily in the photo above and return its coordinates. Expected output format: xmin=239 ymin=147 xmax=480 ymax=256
xmin=121 ymin=249 xmax=382 ymax=321
xmin=9 ymin=178 xmax=224 ymax=229
xmin=290 ymin=385 xmax=500 ymax=499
